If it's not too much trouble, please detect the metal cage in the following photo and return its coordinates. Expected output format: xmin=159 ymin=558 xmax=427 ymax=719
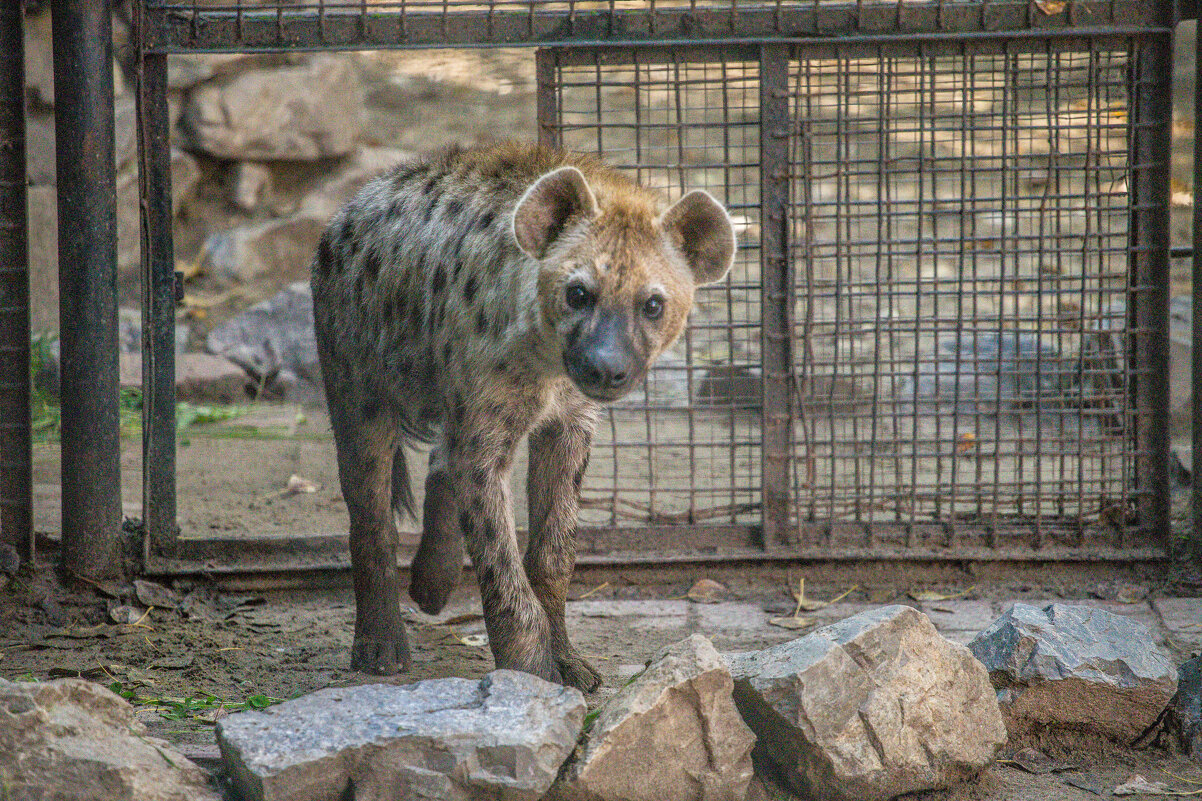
xmin=7 ymin=0 xmax=1178 ymax=579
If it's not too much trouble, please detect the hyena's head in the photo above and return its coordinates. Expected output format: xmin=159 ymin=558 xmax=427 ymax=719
xmin=515 ymin=165 xmax=736 ymax=403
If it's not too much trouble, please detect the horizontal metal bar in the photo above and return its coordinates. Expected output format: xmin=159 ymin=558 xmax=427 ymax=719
xmin=140 ymin=1 xmax=1161 ymax=53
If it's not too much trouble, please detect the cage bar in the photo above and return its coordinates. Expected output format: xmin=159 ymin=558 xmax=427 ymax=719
xmin=53 ymin=0 xmax=125 ymax=579
xmin=0 ymin=0 xmax=32 ymax=564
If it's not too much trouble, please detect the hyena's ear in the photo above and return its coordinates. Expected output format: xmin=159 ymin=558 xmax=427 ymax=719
xmin=658 ymin=190 xmax=736 ymax=285
xmin=513 ymin=166 xmax=600 ymax=259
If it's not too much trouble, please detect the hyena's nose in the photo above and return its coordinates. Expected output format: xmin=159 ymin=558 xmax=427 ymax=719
xmin=581 ymin=351 xmax=629 ymax=390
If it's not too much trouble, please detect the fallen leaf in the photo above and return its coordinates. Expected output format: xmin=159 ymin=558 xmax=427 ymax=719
xmin=285 ymin=474 xmax=320 ymax=495
xmin=687 ymin=578 xmax=728 ymax=604
xmin=459 ymin=634 xmax=489 ymax=647
xmin=1035 ymin=0 xmax=1067 ymax=13
xmin=438 ymin=613 xmax=485 ymax=627
xmin=134 ymin=579 xmax=180 ymax=610
xmin=1113 ymin=775 xmax=1177 ymax=796
xmin=768 ymin=615 xmax=817 ymax=631
xmin=790 ymin=579 xmax=857 ymax=612
xmin=908 ymin=585 xmax=976 ymax=602
xmin=1063 ymin=775 xmax=1106 ymax=796
xmin=1000 ymin=748 xmax=1075 ymax=775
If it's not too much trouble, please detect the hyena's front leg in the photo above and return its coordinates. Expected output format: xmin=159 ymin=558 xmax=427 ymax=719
xmin=446 ymin=414 xmax=560 ymax=685
xmin=408 ymin=448 xmax=466 ymax=615
xmin=525 ymin=416 xmax=601 ymax=693
xmin=325 ymin=381 xmax=411 ymax=674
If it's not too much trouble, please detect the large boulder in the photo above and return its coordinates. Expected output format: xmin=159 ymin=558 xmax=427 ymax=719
xmin=217 ymin=670 xmax=585 ymax=801
xmin=205 ymin=281 xmax=323 ymax=403
xmin=199 ymin=212 xmax=327 ymax=286
xmin=181 ymin=55 xmax=364 ymax=161
xmin=968 ymin=602 xmax=1178 ymax=742
xmin=726 ymin=605 xmax=1006 ymax=801
xmin=552 ymin=634 xmax=756 ymax=801
xmin=0 ymin=678 xmax=220 ymax=800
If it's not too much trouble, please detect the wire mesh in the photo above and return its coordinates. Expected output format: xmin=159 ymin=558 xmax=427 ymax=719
xmin=541 ymin=36 xmax=1169 ymax=551
xmin=786 ymin=41 xmax=1149 ymax=549
xmin=544 ymin=50 xmax=764 ymax=532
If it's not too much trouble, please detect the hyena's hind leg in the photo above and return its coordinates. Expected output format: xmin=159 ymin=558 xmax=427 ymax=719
xmin=408 ymin=446 xmax=466 ymax=615
xmin=324 ymin=369 xmax=411 ymax=674
xmin=525 ymin=415 xmax=602 ymax=692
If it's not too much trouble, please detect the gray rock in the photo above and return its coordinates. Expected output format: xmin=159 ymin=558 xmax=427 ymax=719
xmin=181 ymin=55 xmax=364 ymax=161
xmin=0 ymin=678 xmax=219 ymax=800
xmin=901 ymin=331 xmax=1075 ymax=415
xmin=217 ymin=670 xmax=585 ymax=801
xmin=297 ymin=145 xmax=414 ymax=222
xmin=199 ymin=212 xmax=327 ymax=285
xmin=553 ymin=634 xmax=756 ymax=801
xmin=968 ymin=602 xmax=1178 ymax=742
xmin=726 ymin=605 xmax=1006 ymax=801
xmin=205 ymin=281 xmax=323 ymax=403
xmin=233 ymin=162 xmax=275 ymax=211
xmin=1169 ymin=656 xmax=1202 ymax=761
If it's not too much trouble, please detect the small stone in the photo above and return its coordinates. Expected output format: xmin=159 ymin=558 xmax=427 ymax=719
xmin=232 ymin=162 xmax=274 ymax=212
xmin=968 ymin=602 xmax=1178 ymax=742
xmin=726 ymin=605 xmax=1006 ymax=801
xmin=0 ymin=678 xmax=219 ymax=800
xmin=552 ymin=634 xmax=756 ymax=801
xmin=217 ymin=670 xmax=585 ymax=801
xmin=119 ymin=352 xmax=252 ymax=404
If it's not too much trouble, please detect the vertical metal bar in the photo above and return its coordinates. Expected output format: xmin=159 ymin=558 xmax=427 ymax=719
xmin=134 ymin=38 xmax=178 ymax=557
xmin=1194 ymin=21 xmax=1202 ymax=564
xmin=535 ymin=49 xmax=561 ymax=151
xmin=0 ymin=0 xmax=32 ymax=565
xmin=760 ymin=44 xmax=791 ymax=547
xmin=1131 ymin=30 xmax=1172 ymax=549
xmin=52 ymin=0 xmax=124 ymax=579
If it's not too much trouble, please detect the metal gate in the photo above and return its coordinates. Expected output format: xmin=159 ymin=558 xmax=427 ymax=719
xmin=3 ymin=0 xmax=1178 ymax=580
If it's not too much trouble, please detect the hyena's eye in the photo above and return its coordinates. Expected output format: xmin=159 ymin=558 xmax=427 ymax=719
xmin=565 ymin=283 xmax=594 ymax=311
xmin=642 ymin=295 xmax=666 ymax=321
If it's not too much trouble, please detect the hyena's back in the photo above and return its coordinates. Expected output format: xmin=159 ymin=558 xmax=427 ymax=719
xmin=310 ymin=143 xmax=660 ymax=513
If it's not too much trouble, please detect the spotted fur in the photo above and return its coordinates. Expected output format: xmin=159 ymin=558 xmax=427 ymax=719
xmin=312 ymin=142 xmax=735 ymax=689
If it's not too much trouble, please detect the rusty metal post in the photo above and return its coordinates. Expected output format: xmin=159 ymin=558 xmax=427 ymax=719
xmin=1130 ymin=28 xmax=1173 ymax=549
xmin=1193 ymin=16 xmax=1202 ymax=563
xmin=0 ymin=0 xmax=32 ymax=565
xmin=52 ymin=0 xmax=124 ymax=579
xmin=760 ymin=44 xmax=792 ymax=546
xmin=535 ymin=49 xmax=561 ymax=150
xmin=133 ymin=4 xmax=179 ymax=557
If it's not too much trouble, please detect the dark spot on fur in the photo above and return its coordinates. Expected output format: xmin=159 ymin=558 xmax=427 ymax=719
xmin=494 ymin=361 xmax=507 ymax=373
xmin=458 ymin=511 xmax=474 ymax=536
xmin=477 ymin=210 xmax=495 ymax=230
xmin=409 ymin=302 xmax=423 ymax=333
xmin=446 ymin=198 xmax=464 ymax=218
xmin=317 ymin=234 xmax=335 ymax=275
xmin=362 ymin=399 xmax=381 ymax=420
xmin=423 ymin=177 xmax=437 ymax=195
xmin=382 ymin=301 xmax=394 ymax=327
xmin=431 ymin=265 xmax=446 ymax=296
xmin=469 ymin=434 xmax=482 ymax=451
xmin=476 ymin=310 xmax=488 ymax=335
xmin=452 ymin=259 xmax=463 ymax=282
xmin=476 ymin=562 xmax=496 ymax=589
xmin=339 ymin=216 xmax=354 ymax=246
xmin=573 ymin=467 xmax=585 ymax=490
xmin=364 ymin=250 xmax=381 ymax=281
xmin=389 ymin=196 xmax=406 ymax=217
xmin=423 ymin=194 xmax=438 ymax=223
xmin=463 ymin=275 xmax=477 ymax=304
xmin=481 ymin=519 xmax=496 ymax=541
xmin=442 ymin=342 xmax=452 ymax=364
xmin=470 ymin=496 xmax=483 ymax=513
xmin=470 ymin=468 xmax=486 ymax=487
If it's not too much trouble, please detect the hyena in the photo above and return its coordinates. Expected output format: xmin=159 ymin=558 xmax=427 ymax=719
xmin=311 ymin=142 xmax=735 ymax=692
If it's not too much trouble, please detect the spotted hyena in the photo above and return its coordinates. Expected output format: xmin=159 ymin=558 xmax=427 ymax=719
xmin=311 ymin=142 xmax=735 ymax=691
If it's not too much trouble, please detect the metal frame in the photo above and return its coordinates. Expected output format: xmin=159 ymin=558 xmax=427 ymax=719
xmin=3 ymin=0 xmax=1176 ymax=579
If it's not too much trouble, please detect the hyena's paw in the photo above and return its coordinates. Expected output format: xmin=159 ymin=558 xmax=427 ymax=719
xmin=555 ymin=649 xmax=602 ymax=693
xmin=351 ymin=623 xmax=412 ymax=675
xmin=408 ymin=537 xmax=465 ymax=616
